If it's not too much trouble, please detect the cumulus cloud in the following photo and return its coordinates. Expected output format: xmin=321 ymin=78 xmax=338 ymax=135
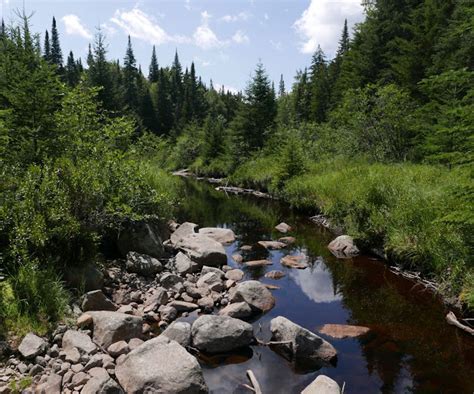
xmin=61 ymin=14 xmax=92 ymax=39
xmin=232 ymin=30 xmax=249 ymax=44
xmin=220 ymin=12 xmax=251 ymax=23
xmin=294 ymin=0 xmax=364 ymax=55
xmin=111 ymin=8 xmax=188 ymax=45
xmin=194 ymin=11 xmax=226 ymax=50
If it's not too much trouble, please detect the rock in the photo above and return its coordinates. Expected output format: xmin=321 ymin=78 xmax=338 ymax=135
xmin=318 ymin=324 xmax=370 ymax=339
xmin=265 ymin=284 xmax=279 ymax=290
xmin=218 ymin=302 xmax=252 ymax=319
xmin=281 ymin=255 xmax=308 ymax=269
xmin=87 ymin=311 xmax=142 ymax=348
xmin=270 ymin=316 xmax=337 ymax=370
xmin=328 ymin=235 xmax=359 ymax=258
xmin=192 ymin=315 xmax=254 ymax=353
xmin=117 ymin=218 xmax=169 ymax=258
xmin=257 ymin=241 xmax=286 ymax=250
xmin=301 ymin=375 xmax=341 ymax=394
xmin=160 ymin=272 xmax=184 ymax=290
xmin=162 ymin=322 xmax=192 ymax=347
xmin=198 ymin=227 xmax=236 ymax=244
xmin=158 ymin=305 xmax=178 ymax=322
xmin=64 ymin=347 xmax=81 ymax=363
xmin=62 ymin=330 xmax=97 ymax=355
xmin=116 ymin=305 xmax=134 ymax=315
xmin=279 ymin=236 xmax=296 ymax=245
xmin=175 ymin=233 xmax=227 ymax=267
xmin=144 ymin=287 xmax=169 ymax=309
xmin=128 ymin=338 xmax=144 ymax=351
xmin=186 ymin=285 xmax=209 ymax=299
xmin=225 ymin=269 xmax=244 ymax=281
xmin=229 ymin=281 xmax=275 ymax=313
xmin=34 ymin=373 xmax=62 ymax=394
xmin=170 ymin=222 xmax=198 ymax=244
xmin=240 ymin=245 xmax=253 ymax=252
xmin=265 ymin=270 xmax=286 ymax=279
xmin=30 ymin=364 xmax=44 ymax=376
xmin=71 ymin=371 xmax=89 ymax=387
xmin=244 ymin=260 xmax=272 ymax=268
xmin=197 ymin=272 xmax=222 ymax=288
xmin=115 ymin=336 xmax=208 ymax=393
xmin=275 ymin=222 xmax=292 ymax=233
xmin=81 ymin=370 xmax=124 ymax=394
xmin=174 ymin=252 xmax=197 ymax=274
xmin=107 ymin=341 xmax=129 ymax=357
xmin=168 ymin=301 xmax=198 ymax=312
xmin=64 ymin=264 xmax=104 ymax=292
xmin=197 ymin=296 xmax=214 ymax=312
xmin=113 ymin=289 xmax=131 ymax=305
xmin=77 ymin=314 xmax=93 ymax=329
xmin=232 ymin=254 xmax=243 ymax=263
xmin=18 ymin=333 xmax=47 ymax=359
xmin=82 ymin=290 xmax=117 ymax=312
xmin=125 ymin=251 xmax=163 ymax=276
xmin=168 ymin=220 xmax=180 ymax=232
xmin=201 ymin=266 xmax=225 ymax=278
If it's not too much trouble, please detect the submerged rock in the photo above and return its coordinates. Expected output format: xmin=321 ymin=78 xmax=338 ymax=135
xmin=280 ymin=255 xmax=308 ymax=269
xmin=302 ymin=375 xmax=341 ymax=394
xmin=198 ymin=227 xmax=236 ymax=244
xmin=191 ymin=315 xmax=254 ymax=353
xmin=257 ymin=240 xmax=287 ymax=250
xmin=229 ymin=280 xmax=275 ymax=313
xmin=244 ymin=260 xmax=273 ymax=268
xmin=328 ymin=235 xmax=359 ymax=258
xmin=265 ymin=270 xmax=286 ymax=279
xmin=116 ymin=336 xmax=208 ymax=393
xmin=270 ymin=316 xmax=337 ymax=370
xmin=318 ymin=324 xmax=370 ymax=339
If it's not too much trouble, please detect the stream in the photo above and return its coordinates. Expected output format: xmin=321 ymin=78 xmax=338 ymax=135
xmin=174 ymin=178 xmax=474 ymax=393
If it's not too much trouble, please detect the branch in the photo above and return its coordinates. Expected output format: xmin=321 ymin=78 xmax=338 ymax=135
xmin=446 ymin=311 xmax=474 ymax=336
xmin=246 ymin=370 xmax=262 ymax=394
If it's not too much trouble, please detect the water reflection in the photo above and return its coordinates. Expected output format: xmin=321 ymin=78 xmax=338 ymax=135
xmin=176 ymin=178 xmax=474 ymax=394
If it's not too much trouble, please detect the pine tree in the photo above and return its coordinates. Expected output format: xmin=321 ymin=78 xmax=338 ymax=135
xmin=123 ymin=35 xmax=138 ymax=110
xmin=329 ymin=19 xmax=351 ymax=107
xmin=43 ymin=30 xmax=51 ymax=62
xmin=50 ymin=17 xmax=63 ymax=68
xmin=309 ymin=46 xmax=329 ymax=123
xmin=65 ymin=50 xmax=80 ymax=87
xmin=279 ymin=74 xmax=286 ymax=97
xmin=148 ymin=45 xmax=159 ymax=83
xmin=86 ymin=43 xmax=93 ymax=68
xmin=156 ymin=68 xmax=173 ymax=135
xmin=170 ymin=50 xmax=184 ymax=130
xmin=293 ymin=68 xmax=311 ymax=122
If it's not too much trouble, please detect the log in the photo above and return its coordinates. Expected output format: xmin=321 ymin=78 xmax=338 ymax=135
xmin=246 ymin=370 xmax=262 ymax=394
xmin=446 ymin=311 xmax=474 ymax=336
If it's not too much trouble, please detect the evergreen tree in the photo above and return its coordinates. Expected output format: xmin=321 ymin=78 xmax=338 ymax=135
xmin=43 ymin=30 xmax=51 ymax=62
xmin=293 ymin=68 xmax=311 ymax=122
xmin=309 ymin=46 xmax=329 ymax=122
xmin=170 ymin=50 xmax=183 ymax=130
xmin=278 ymin=74 xmax=286 ymax=97
xmin=329 ymin=19 xmax=351 ymax=107
xmin=50 ymin=17 xmax=63 ymax=68
xmin=148 ymin=45 xmax=159 ymax=83
xmin=155 ymin=68 xmax=173 ymax=135
xmin=123 ymin=35 xmax=138 ymax=110
xmin=65 ymin=50 xmax=80 ymax=87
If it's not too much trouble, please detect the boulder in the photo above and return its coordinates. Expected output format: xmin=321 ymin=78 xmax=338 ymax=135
xmin=64 ymin=264 xmax=104 ymax=292
xmin=275 ymin=222 xmax=292 ymax=233
xmin=162 ymin=322 xmax=192 ymax=347
xmin=82 ymin=290 xmax=117 ymax=312
xmin=328 ymin=235 xmax=359 ymax=258
xmin=116 ymin=336 xmax=208 ymax=393
xmin=318 ymin=324 xmax=370 ymax=339
xmin=77 ymin=313 xmax=93 ymax=329
xmin=198 ymin=227 xmax=236 ymax=244
xmin=118 ymin=218 xmax=169 ymax=258
xmin=197 ymin=296 xmax=214 ymax=312
xmin=125 ymin=252 xmax=163 ymax=276
xmin=257 ymin=241 xmax=286 ymax=250
xmin=62 ymin=330 xmax=97 ymax=355
xmin=270 ymin=316 xmax=337 ymax=370
xmin=281 ymin=255 xmax=308 ymax=269
xmin=265 ymin=270 xmax=286 ymax=279
xmin=218 ymin=302 xmax=252 ymax=319
xmin=81 ymin=370 xmax=124 ymax=394
xmin=170 ymin=222 xmax=198 ymax=244
xmin=174 ymin=252 xmax=197 ymax=274
xmin=175 ymin=234 xmax=227 ymax=267
xmin=18 ymin=333 xmax=47 ymax=359
xmin=34 ymin=373 xmax=62 ymax=394
xmin=225 ymin=269 xmax=244 ymax=282
xmin=87 ymin=311 xmax=142 ymax=348
xmin=229 ymin=281 xmax=275 ymax=313
xmin=301 ymin=375 xmax=341 ymax=394
xmin=192 ymin=315 xmax=254 ymax=353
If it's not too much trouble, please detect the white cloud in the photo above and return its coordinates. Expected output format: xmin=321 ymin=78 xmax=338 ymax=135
xmin=100 ymin=23 xmax=117 ymax=38
xmin=185 ymin=0 xmax=191 ymax=11
xmin=193 ymin=11 xmax=226 ymax=50
xmin=232 ymin=30 xmax=249 ymax=44
xmin=214 ymin=83 xmax=239 ymax=94
xmin=220 ymin=12 xmax=251 ymax=23
xmin=61 ymin=14 xmax=92 ymax=39
xmin=111 ymin=8 xmax=188 ymax=45
xmin=294 ymin=0 xmax=364 ymax=55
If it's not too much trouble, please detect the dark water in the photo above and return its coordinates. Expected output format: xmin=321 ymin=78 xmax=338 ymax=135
xmin=175 ymin=178 xmax=474 ymax=394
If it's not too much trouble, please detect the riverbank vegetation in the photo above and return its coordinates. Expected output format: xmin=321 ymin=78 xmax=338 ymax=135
xmin=0 ymin=0 xmax=472 ymax=337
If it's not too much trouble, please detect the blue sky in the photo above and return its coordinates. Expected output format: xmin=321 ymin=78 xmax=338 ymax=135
xmin=0 ymin=0 xmax=365 ymax=92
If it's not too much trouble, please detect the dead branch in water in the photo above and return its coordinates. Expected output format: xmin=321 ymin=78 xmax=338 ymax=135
xmin=246 ymin=370 xmax=262 ymax=394
xmin=255 ymin=338 xmax=293 ymax=347
xmin=446 ymin=311 xmax=474 ymax=336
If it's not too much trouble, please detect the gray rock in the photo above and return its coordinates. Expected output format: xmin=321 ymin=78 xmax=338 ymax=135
xmin=229 ymin=280 xmax=275 ymax=313
xmin=168 ymin=301 xmax=198 ymax=312
xmin=158 ymin=305 xmax=178 ymax=322
xmin=62 ymin=330 xmax=97 ymax=355
xmin=18 ymin=333 xmax=47 ymax=359
xmin=197 ymin=296 xmax=214 ymax=312
xmin=191 ymin=315 xmax=254 ymax=353
xmin=175 ymin=234 xmax=227 ymax=267
xmin=82 ymin=371 xmax=124 ymax=394
xmin=29 ymin=364 xmax=44 ymax=376
xmin=257 ymin=240 xmax=287 ymax=250
xmin=328 ymin=235 xmax=359 ymax=258
xmin=200 ymin=266 xmax=225 ymax=278
xmin=34 ymin=373 xmax=62 ymax=394
xmin=174 ymin=252 xmax=198 ymax=274
xmin=118 ymin=218 xmax=169 ymax=258
xmin=160 ymin=272 xmax=184 ymax=290
xmin=302 ymin=375 xmax=341 ymax=394
xmin=64 ymin=347 xmax=81 ymax=363
xmin=144 ymin=287 xmax=169 ymax=309
xmin=107 ymin=341 xmax=129 ymax=358
xmin=125 ymin=252 xmax=163 ymax=276
xmin=161 ymin=322 xmax=191 ymax=347
xmin=115 ymin=336 xmax=208 ymax=393
xmin=225 ymin=269 xmax=244 ymax=282
xmin=87 ymin=311 xmax=142 ymax=348
xmin=82 ymin=290 xmax=117 ymax=312
xmin=218 ymin=301 xmax=252 ymax=319
xmin=198 ymin=227 xmax=236 ymax=244
xmin=275 ymin=222 xmax=292 ymax=233
xmin=196 ymin=272 xmax=222 ymax=289
xmin=170 ymin=222 xmax=199 ymax=244
xmin=270 ymin=316 xmax=337 ymax=370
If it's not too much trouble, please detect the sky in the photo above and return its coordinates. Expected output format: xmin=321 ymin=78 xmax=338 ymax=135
xmin=0 ymin=0 xmax=366 ymax=92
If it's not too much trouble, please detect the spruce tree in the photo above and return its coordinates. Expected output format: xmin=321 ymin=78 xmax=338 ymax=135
xmin=309 ymin=46 xmax=329 ymax=123
xmin=148 ymin=45 xmax=159 ymax=83
xmin=279 ymin=74 xmax=286 ymax=97
xmin=170 ymin=50 xmax=184 ymax=130
xmin=43 ymin=30 xmax=51 ymax=62
xmin=65 ymin=50 xmax=80 ymax=87
xmin=50 ymin=17 xmax=63 ymax=67
xmin=123 ymin=35 xmax=138 ymax=110
xmin=293 ymin=68 xmax=311 ymax=122
xmin=156 ymin=68 xmax=173 ymax=135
